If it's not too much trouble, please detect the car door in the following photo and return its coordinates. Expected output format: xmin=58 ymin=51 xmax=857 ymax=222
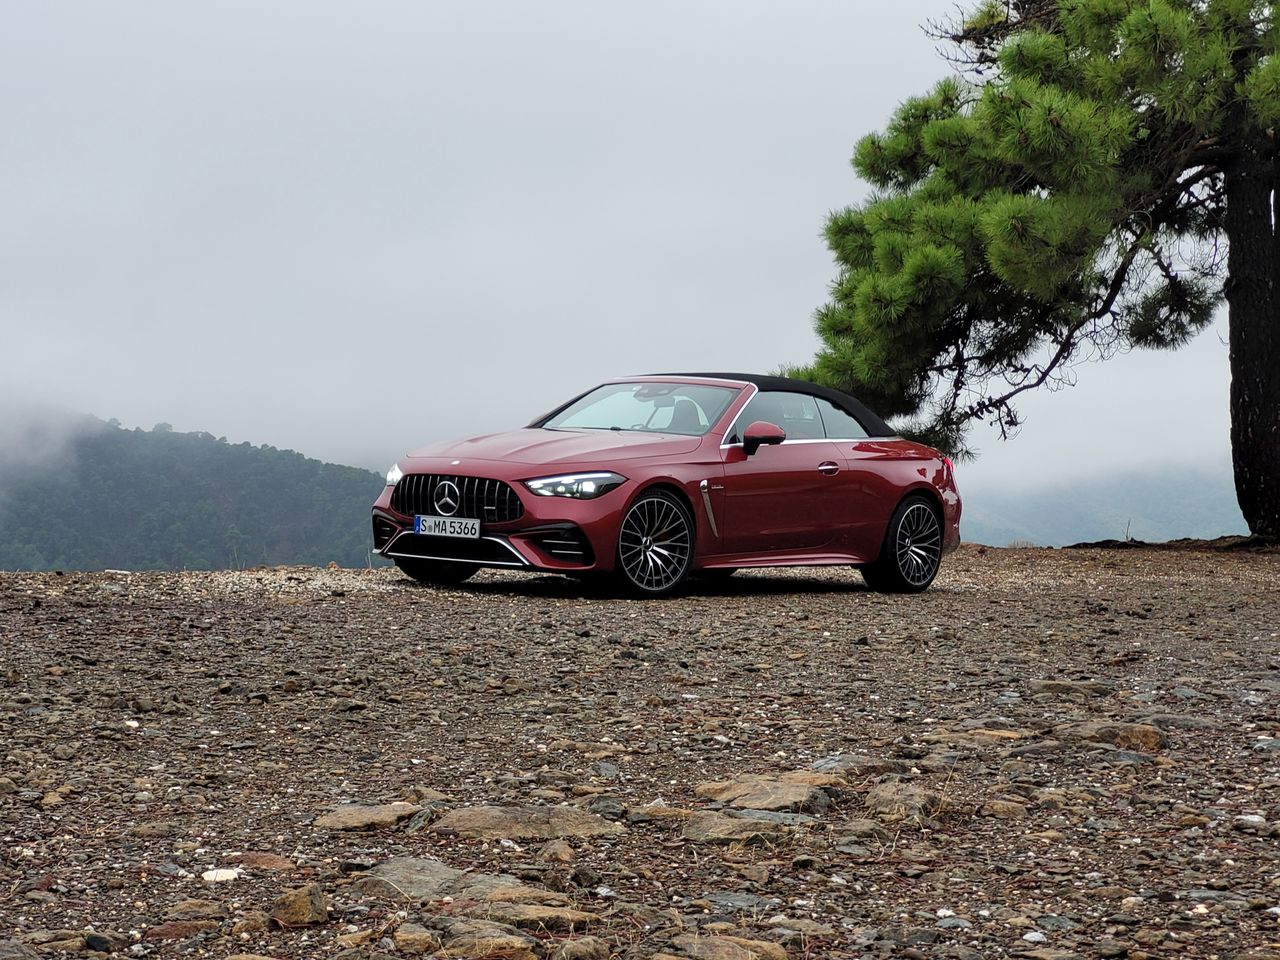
xmin=718 ymin=391 xmax=847 ymax=554
xmin=813 ymin=397 xmax=893 ymax=560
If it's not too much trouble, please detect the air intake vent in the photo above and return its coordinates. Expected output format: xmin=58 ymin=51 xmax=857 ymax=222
xmin=391 ymin=475 xmax=524 ymax=523
xmin=531 ymin=527 xmax=594 ymax=566
xmin=372 ymin=516 xmax=399 ymax=551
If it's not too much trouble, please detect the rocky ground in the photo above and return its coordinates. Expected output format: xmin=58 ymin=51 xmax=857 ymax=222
xmin=2 ymin=545 xmax=1279 ymax=960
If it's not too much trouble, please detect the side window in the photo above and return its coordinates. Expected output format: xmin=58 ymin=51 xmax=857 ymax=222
xmin=729 ymin=391 xmax=824 ymax=442
xmin=815 ymin=398 xmax=869 ymax=439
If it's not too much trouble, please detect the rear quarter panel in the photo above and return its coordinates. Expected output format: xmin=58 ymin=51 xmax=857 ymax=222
xmin=838 ymin=439 xmax=961 ymax=562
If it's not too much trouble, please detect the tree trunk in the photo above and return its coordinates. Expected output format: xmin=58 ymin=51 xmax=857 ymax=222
xmin=1223 ymin=122 xmax=1280 ymax=539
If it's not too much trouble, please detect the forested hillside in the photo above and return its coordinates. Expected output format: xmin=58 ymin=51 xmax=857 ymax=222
xmin=0 ymin=420 xmax=384 ymax=570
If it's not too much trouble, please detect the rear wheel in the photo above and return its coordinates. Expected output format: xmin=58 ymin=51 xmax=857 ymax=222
xmin=395 ymin=559 xmax=478 ymax=586
xmin=861 ymin=496 xmax=942 ymax=593
xmin=616 ymin=490 xmax=694 ymax=596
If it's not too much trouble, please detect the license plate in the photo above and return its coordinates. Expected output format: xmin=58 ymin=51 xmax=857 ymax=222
xmin=414 ymin=516 xmax=480 ymax=539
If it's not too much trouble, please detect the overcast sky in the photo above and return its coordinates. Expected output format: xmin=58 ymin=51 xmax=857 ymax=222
xmin=1 ymin=2 xmax=1236 ymax=502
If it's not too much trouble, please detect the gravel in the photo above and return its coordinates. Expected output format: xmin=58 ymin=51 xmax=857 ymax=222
xmin=3 ymin=544 xmax=1279 ymax=959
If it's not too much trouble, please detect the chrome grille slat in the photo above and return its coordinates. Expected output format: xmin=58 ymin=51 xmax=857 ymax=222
xmin=392 ymin=473 xmax=524 ymax=523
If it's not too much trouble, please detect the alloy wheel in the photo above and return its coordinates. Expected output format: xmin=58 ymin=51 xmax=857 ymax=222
xmin=618 ymin=493 xmax=692 ymax=593
xmin=894 ymin=501 xmax=942 ymax=587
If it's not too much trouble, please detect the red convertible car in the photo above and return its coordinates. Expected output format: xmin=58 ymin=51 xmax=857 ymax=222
xmin=372 ymin=374 xmax=961 ymax=595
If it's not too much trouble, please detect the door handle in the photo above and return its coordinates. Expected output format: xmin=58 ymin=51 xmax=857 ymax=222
xmin=818 ymin=461 xmax=840 ymax=476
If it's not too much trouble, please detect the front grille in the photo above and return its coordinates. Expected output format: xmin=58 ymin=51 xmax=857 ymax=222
xmin=372 ymin=516 xmax=399 ymax=551
xmin=531 ymin=527 xmax=594 ymax=566
xmin=391 ymin=474 xmax=524 ymax=523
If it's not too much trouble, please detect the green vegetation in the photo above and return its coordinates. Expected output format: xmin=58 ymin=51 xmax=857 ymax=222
xmin=0 ymin=420 xmax=385 ymax=570
xmin=801 ymin=0 xmax=1280 ymax=538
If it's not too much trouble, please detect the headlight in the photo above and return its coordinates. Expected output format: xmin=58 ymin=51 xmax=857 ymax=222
xmin=386 ymin=463 xmax=403 ymax=486
xmin=524 ymin=471 xmax=626 ymax=499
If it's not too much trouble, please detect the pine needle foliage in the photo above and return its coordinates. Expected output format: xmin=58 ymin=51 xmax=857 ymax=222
xmin=803 ymin=0 xmax=1278 ymax=492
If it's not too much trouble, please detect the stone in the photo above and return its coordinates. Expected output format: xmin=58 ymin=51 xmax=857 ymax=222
xmin=699 ymin=891 xmax=780 ymax=913
xmin=431 ymin=805 xmax=625 ymax=840
xmin=628 ymin=804 xmax=695 ymax=823
xmin=0 ymin=942 xmax=38 ymax=960
xmin=1056 ymin=721 xmax=1167 ymax=752
xmin=980 ymin=799 xmax=1029 ymax=819
xmin=165 ymin=898 xmax=228 ymax=920
xmin=1037 ymin=914 xmax=1080 ymax=931
xmin=201 ymin=868 xmax=242 ymax=882
xmin=393 ymin=923 xmax=441 ymax=955
xmin=682 ymin=812 xmax=790 ymax=845
xmin=550 ymin=936 xmax=612 ymax=960
xmin=765 ymin=915 xmax=836 ymax=936
xmin=1092 ymin=941 xmax=1129 ymax=958
xmin=236 ymin=852 xmax=296 ymax=871
xmin=1135 ymin=712 xmax=1219 ymax=731
xmin=314 ymin=801 xmax=422 ymax=830
xmin=231 ymin=912 xmax=269 ymax=934
xmin=433 ymin=918 xmax=541 ymax=960
xmin=1088 ymin=886 xmax=1136 ymax=900
xmin=83 ymin=933 xmax=127 ymax=952
xmin=479 ymin=903 xmax=600 ymax=931
xmin=811 ymin=753 xmax=915 ymax=776
xmin=269 ymin=883 xmax=329 ymax=927
xmin=484 ymin=885 xmax=574 ymax=906
xmin=143 ymin=921 xmax=219 ymax=940
xmin=670 ymin=933 xmax=789 ymax=960
xmin=834 ymin=818 xmax=892 ymax=841
xmin=864 ymin=782 xmax=945 ymax=824
xmin=355 ymin=856 xmax=567 ymax=906
xmin=694 ymin=773 xmax=830 ymax=813
xmin=540 ymin=838 xmax=576 ymax=863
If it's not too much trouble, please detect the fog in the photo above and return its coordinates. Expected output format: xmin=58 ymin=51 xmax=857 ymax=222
xmin=0 ymin=1 xmax=1239 ymax=518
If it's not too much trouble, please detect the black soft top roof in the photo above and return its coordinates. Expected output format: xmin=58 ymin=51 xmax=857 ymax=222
xmin=655 ymin=372 xmax=895 ymax=437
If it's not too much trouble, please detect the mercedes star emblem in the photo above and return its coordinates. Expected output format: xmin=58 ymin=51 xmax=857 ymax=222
xmin=433 ymin=480 xmax=461 ymax=516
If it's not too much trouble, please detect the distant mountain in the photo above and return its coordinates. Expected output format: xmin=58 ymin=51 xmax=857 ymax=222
xmin=0 ymin=419 xmax=385 ymax=570
xmin=960 ymin=464 xmax=1248 ymax=547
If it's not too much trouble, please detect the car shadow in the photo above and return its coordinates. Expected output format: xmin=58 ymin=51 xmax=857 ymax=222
xmin=397 ymin=569 xmax=871 ymax=600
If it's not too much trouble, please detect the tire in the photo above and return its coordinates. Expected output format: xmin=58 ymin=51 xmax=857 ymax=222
xmin=861 ymin=495 xmax=943 ymax=593
xmin=395 ymin=558 xmax=478 ymax=586
xmin=616 ymin=489 xmax=694 ymax=596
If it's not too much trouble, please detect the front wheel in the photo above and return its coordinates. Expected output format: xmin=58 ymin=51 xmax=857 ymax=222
xmin=395 ymin=558 xmax=478 ymax=586
xmin=861 ymin=496 xmax=942 ymax=593
xmin=616 ymin=490 xmax=694 ymax=596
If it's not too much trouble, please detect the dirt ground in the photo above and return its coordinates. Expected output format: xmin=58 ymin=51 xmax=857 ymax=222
xmin=2 ymin=545 xmax=1279 ymax=960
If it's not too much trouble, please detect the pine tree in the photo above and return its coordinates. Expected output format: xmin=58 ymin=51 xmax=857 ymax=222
xmin=804 ymin=0 xmax=1279 ymax=538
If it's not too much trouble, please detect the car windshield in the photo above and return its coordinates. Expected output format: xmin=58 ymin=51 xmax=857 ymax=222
xmin=543 ymin=382 xmax=740 ymax=436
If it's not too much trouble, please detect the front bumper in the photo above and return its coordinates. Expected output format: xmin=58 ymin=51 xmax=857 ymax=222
xmin=371 ymin=480 xmax=626 ymax=573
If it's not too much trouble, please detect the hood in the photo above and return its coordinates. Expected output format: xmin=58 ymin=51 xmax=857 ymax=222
xmin=404 ymin=428 xmax=703 ymax=467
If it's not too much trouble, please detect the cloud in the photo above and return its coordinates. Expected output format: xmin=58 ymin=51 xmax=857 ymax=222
xmin=0 ymin=394 xmax=102 ymax=483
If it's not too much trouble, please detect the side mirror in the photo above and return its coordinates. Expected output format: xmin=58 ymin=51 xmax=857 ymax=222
xmin=742 ymin=420 xmax=786 ymax=456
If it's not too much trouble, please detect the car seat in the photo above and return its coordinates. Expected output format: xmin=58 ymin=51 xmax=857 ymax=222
xmin=668 ymin=398 xmax=704 ymax=434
